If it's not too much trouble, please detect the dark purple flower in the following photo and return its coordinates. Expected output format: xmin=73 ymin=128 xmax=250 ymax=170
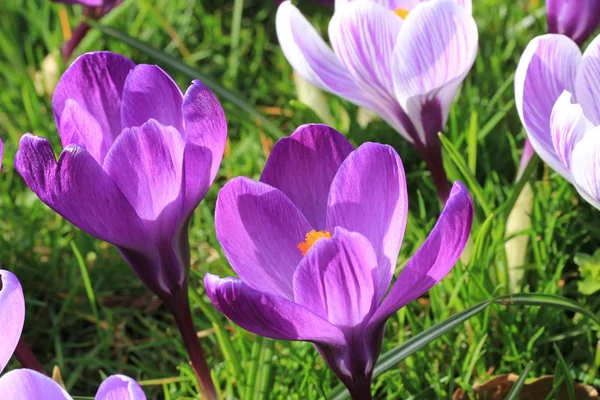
xmin=547 ymin=0 xmax=600 ymax=46
xmin=204 ymin=124 xmax=473 ymax=398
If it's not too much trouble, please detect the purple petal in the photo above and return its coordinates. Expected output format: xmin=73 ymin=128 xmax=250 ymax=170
xmin=369 ymin=181 xmax=473 ymax=327
xmin=0 ymin=270 xmax=25 ymax=374
xmin=181 ymin=80 xmax=228 ymax=183
xmin=571 ymin=128 xmax=600 ymax=211
xmin=121 ymin=65 xmax=184 ymax=132
xmin=53 ymin=52 xmax=135 ymax=149
xmin=326 ymin=143 xmax=407 ymax=301
xmin=392 ymin=0 xmax=477 ymax=144
xmin=215 ymin=177 xmax=312 ymax=299
xmin=550 ymin=91 xmax=593 ymax=170
xmin=293 ymin=228 xmax=378 ymax=327
xmin=260 ymin=124 xmax=354 ymax=229
xmin=515 ymin=34 xmax=581 ymax=181
xmin=575 ymin=35 xmax=600 ymax=125
xmin=15 ymin=134 xmax=151 ymax=251
xmin=58 ymin=100 xmax=107 ymax=164
xmin=205 ymin=274 xmax=345 ymax=345
xmin=0 ymin=369 xmax=71 ymax=400
xmin=547 ymin=0 xmax=600 ymax=45
xmin=95 ymin=375 xmax=146 ymax=400
xmin=51 ymin=0 xmax=103 ymax=5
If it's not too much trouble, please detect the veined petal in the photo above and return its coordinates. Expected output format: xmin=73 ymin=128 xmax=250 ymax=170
xmin=547 ymin=0 xmax=600 ymax=45
xmin=550 ymin=91 xmax=593 ymax=170
xmin=0 ymin=369 xmax=72 ymax=400
xmin=15 ymin=134 xmax=151 ymax=251
xmin=182 ymin=80 xmax=227 ymax=184
xmin=369 ymin=181 xmax=473 ymax=327
xmin=53 ymin=51 xmax=134 ymax=147
xmin=205 ymin=274 xmax=345 ymax=345
xmin=58 ymin=100 xmax=106 ymax=164
xmin=392 ymin=0 xmax=477 ymax=144
xmin=215 ymin=177 xmax=312 ymax=299
xmin=335 ymin=0 xmax=471 ymax=14
xmin=571 ymin=128 xmax=600 ymax=211
xmin=121 ymin=64 xmax=184 ymax=132
xmin=515 ymin=34 xmax=581 ymax=181
xmin=293 ymin=228 xmax=378 ymax=327
xmin=260 ymin=124 xmax=354 ymax=229
xmin=326 ymin=143 xmax=407 ymax=302
xmin=0 ymin=270 xmax=25 ymax=374
xmin=95 ymin=375 xmax=146 ymax=400
xmin=575 ymin=35 xmax=600 ymax=125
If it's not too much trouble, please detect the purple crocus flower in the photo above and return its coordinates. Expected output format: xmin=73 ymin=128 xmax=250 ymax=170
xmin=515 ymin=33 xmax=600 ymax=182
xmin=204 ymin=124 xmax=473 ymax=398
xmin=547 ymin=0 xmax=600 ymax=46
xmin=0 ymin=270 xmax=146 ymax=399
xmin=15 ymin=51 xmax=225 ymax=398
xmin=276 ymin=0 xmax=477 ymax=201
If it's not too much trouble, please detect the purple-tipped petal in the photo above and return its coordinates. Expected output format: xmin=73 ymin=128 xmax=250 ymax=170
xmin=571 ymin=128 xmax=600 ymax=211
xmin=121 ymin=65 xmax=184 ymax=132
xmin=515 ymin=34 xmax=581 ymax=181
xmin=575 ymin=35 xmax=600 ymax=125
xmin=547 ymin=0 xmax=600 ymax=45
xmin=326 ymin=143 xmax=407 ymax=301
xmin=215 ymin=177 xmax=312 ymax=299
xmin=205 ymin=274 xmax=345 ymax=345
xmin=0 ymin=270 xmax=25 ymax=374
xmin=58 ymin=100 xmax=106 ymax=163
xmin=550 ymin=91 xmax=592 ymax=170
xmin=392 ymin=0 xmax=478 ymax=144
xmin=95 ymin=375 xmax=146 ymax=400
xmin=15 ymin=134 xmax=151 ymax=251
xmin=181 ymin=80 xmax=228 ymax=183
xmin=369 ymin=181 xmax=473 ymax=327
xmin=293 ymin=228 xmax=378 ymax=327
xmin=53 ymin=52 xmax=134 ymax=147
xmin=260 ymin=124 xmax=354 ymax=229
xmin=0 ymin=369 xmax=71 ymax=400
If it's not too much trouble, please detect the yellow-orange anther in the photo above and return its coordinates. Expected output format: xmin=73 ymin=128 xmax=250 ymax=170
xmin=394 ymin=8 xmax=410 ymax=19
xmin=298 ymin=230 xmax=332 ymax=256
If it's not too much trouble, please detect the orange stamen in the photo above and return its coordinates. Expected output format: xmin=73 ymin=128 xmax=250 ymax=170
xmin=298 ymin=230 xmax=332 ymax=256
xmin=394 ymin=8 xmax=410 ymax=19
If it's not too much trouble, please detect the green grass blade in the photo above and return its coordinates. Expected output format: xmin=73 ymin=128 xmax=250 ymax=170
xmin=69 ymin=241 xmax=100 ymax=334
xmin=505 ymin=360 xmax=534 ymax=400
xmin=553 ymin=343 xmax=576 ymax=400
xmin=88 ymin=21 xmax=285 ymax=140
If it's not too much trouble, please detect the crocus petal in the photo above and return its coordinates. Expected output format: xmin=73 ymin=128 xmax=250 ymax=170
xmin=547 ymin=0 xmax=600 ymax=45
xmin=0 ymin=270 xmax=25 ymax=374
xmin=575 ymin=35 xmax=600 ymax=125
xmin=326 ymin=143 xmax=407 ymax=301
xmin=392 ymin=0 xmax=478 ymax=144
xmin=515 ymin=34 xmax=581 ymax=181
xmin=293 ymin=228 xmax=378 ymax=327
xmin=276 ymin=2 xmax=381 ymax=112
xmin=0 ymin=369 xmax=71 ymax=400
xmin=51 ymin=0 xmax=103 ymax=5
xmin=15 ymin=134 xmax=151 ymax=251
xmin=571 ymin=128 xmax=600 ymax=211
xmin=260 ymin=124 xmax=354 ymax=229
xmin=53 ymin=52 xmax=134 ymax=146
xmin=58 ymin=99 xmax=106 ymax=163
xmin=121 ymin=65 xmax=184 ymax=132
xmin=369 ymin=181 xmax=473 ymax=327
xmin=550 ymin=91 xmax=593 ymax=170
xmin=95 ymin=375 xmax=146 ymax=400
xmin=215 ymin=177 xmax=312 ymax=299
xmin=205 ymin=274 xmax=345 ymax=345
xmin=181 ymin=80 xmax=228 ymax=183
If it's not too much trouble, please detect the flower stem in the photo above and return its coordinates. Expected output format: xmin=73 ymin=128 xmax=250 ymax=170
xmin=345 ymin=376 xmax=373 ymax=400
xmin=419 ymin=144 xmax=451 ymax=203
xmin=166 ymin=289 xmax=218 ymax=400
xmin=14 ymin=338 xmax=46 ymax=375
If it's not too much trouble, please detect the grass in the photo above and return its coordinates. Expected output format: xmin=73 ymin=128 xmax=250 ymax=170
xmin=1 ymin=0 xmax=600 ymax=398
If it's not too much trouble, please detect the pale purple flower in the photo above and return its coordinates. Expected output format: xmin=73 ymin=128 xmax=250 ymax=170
xmin=276 ymin=0 xmax=477 ymax=201
xmin=204 ymin=124 xmax=473 ymax=398
xmin=547 ymin=0 xmax=600 ymax=46
xmin=0 ymin=270 xmax=146 ymax=400
xmin=515 ymin=33 xmax=600 ymax=182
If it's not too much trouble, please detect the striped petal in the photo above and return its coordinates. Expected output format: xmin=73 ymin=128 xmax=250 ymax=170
xmin=571 ymin=128 xmax=600 ymax=211
xmin=575 ymin=35 xmax=600 ymax=125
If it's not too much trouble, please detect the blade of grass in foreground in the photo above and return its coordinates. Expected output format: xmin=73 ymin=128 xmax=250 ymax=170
xmin=505 ymin=361 xmax=534 ymax=400
xmin=87 ymin=21 xmax=285 ymax=140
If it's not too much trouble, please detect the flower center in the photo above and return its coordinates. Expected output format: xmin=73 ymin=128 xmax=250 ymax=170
xmin=298 ymin=230 xmax=332 ymax=256
xmin=394 ymin=8 xmax=410 ymax=19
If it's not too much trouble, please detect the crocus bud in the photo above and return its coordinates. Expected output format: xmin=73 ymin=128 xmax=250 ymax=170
xmin=547 ymin=0 xmax=600 ymax=46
